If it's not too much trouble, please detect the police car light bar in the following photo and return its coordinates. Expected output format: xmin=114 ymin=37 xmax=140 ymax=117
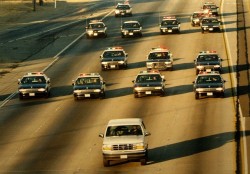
xmin=162 ymin=16 xmax=176 ymax=19
xmin=79 ymin=73 xmax=100 ymax=77
xmin=107 ymin=47 xmax=123 ymax=50
xmin=27 ymin=72 xmax=44 ymax=75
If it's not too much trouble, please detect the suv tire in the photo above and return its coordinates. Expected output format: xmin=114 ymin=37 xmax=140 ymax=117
xmin=103 ymin=159 xmax=110 ymax=167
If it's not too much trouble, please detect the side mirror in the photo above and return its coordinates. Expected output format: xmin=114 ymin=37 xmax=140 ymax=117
xmin=72 ymin=80 xmax=75 ymax=86
xmin=145 ymin=132 xmax=151 ymax=136
xmin=103 ymin=81 xmax=106 ymax=85
xmin=99 ymin=133 xmax=104 ymax=138
xmin=100 ymin=55 xmax=103 ymax=58
xmin=192 ymin=81 xmax=195 ymax=84
xmin=126 ymin=53 xmax=128 ymax=57
xmin=18 ymin=79 xmax=21 ymax=84
xmin=47 ymin=78 xmax=50 ymax=83
xmin=132 ymin=80 xmax=135 ymax=83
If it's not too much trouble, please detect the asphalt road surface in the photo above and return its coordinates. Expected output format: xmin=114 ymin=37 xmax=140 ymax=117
xmin=0 ymin=0 xmax=248 ymax=173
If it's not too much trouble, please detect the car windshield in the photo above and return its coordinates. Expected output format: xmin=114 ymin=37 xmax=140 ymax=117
xmin=75 ymin=77 xmax=100 ymax=85
xmin=123 ymin=22 xmax=140 ymax=28
xmin=202 ymin=18 xmax=219 ymax=24
xmin=103 ymin=51 xmax=125 ymax=58
xmin=148 ymin=52 xmax=170 ymax=60
xmin=89 ymin=23 xmax=104 ymax=28
xmin=197 ymin=55 xmax=219 ymax=61
xmin=136 ymin=74 xmax=162 ymax=83
xmin=197 ymin=75 xmax=222 ymax=83
xmin=21 ymin=76 xmax=46 ymax=84
xmin=161 ymin=20 xmax=178 ymax=25
xmin=106 ymin=125 xmax=143 ymax=136
xmin=117 ymin=5 xmax=130 ymax=10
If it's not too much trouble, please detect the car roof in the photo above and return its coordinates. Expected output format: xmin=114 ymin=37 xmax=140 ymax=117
xmin=107 ymin=118 xmax=143 ymax=126
xmin=138 ymin=70 xmax=161 ymax=75
xmin=77 ymin=73 xmax=101 ymax=78
xmin=104 ymin=47 xmax=124 ymax=51
xmin=22 ymin=72 xmax=47 ymax=77
xmin=150 ymin=47 xmax=170 ymax=53
xmin=198 ymin=50 xmax=218 ymax=55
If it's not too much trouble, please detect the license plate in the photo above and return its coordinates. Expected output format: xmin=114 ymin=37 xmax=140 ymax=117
xmin=120 ymin=155 xmax=127 ymax=159
xmin=168 ymin=30 xmax=172 ymax=32
xmin=94 ymin=33 xmax=98 ymax=36
xmin=85 ymin=94 xmax=90 ymax=97
xmin=207 ymin=92 xmax=213 ymax=96
xmin=129 ymin=33 xmax=133 ymax=35
xmin=209 ymin=28 xmax=213 ymax=31
xmin=146 ymin=91 xmax=151 ymax=94
xmin=29 ymin=93 xmax=35 ymax=96
xmin=110 ymin=65 xmax=116 ymax=68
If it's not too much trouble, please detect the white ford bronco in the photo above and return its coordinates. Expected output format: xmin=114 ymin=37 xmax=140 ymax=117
xmin=99 ymin=118 xmax=151 ymax=167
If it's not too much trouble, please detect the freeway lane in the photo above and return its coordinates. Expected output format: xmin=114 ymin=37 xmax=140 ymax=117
xmin=0 ymin=0 xmax=237 ymax=173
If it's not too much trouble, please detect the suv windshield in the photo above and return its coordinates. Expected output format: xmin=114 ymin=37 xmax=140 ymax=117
xmin=117 ymin=5 xmax=130 ymax=10
xmin=89 ymin=23 xmax=104 ymax=28
xmin=106 ymin=125 xmax=143 ymax=136
xmin=202 ymin=18 xmax=219 ymax=24
xmin=136 ymin=74 xmax=162 ymax=83
xmin=75 ymin=77 xmax=100 ymax=85
xmin=161 ymin=20 xmax=178 ymax=25
xmin=123 ymin=23 xmax=140 ymax=28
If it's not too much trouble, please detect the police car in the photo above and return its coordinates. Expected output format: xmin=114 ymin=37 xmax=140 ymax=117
xmin=121 ymin=20 xmax=142 ymax=38
xmin=72 ymin=73 xmax=105 ymax=100
xmin=190 ymin=11 xmax=205 ymax=26
xmin=18 ymin=72 xmax=51 ymax=99
xmin=200 ymin=16 xmax=221 ymax=33
xmin=194 ymin=50 xmax=222 ymax=74
xmin=85 ymin=20 xmax=107 ymax=39
xmin=132 ymin=70 xmax=166 ymax=98
xmin=100 ymin=47 xmax=128 ymax=70
xmin=115 ymin=2 xmax=132 ymax=17
xmin=146 ymin=46 xmax=173 ymax=71
xmin=202 ymin=2 xmax=219 ymax=16
xmin=159 ymin=16 xmax=181 ymax=34
xmin=193 ymin=71 xmax=225 ymax=99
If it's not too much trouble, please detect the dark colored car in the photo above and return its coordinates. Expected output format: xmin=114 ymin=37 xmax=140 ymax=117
xmin=200 ymin=17 xmax=221 ymax=33
xmin=115 ymin=3 xmax=132 ymax=17
xmin=100 ymin=47 xmax=128 ymax=70
xmin=194 ymin=51 xmax=222 ymax=74
xmin=121 ymin=21 xmax=142 ymax=38
xmin=193 ymin=71 xmax=225 ymax=99
xmin=132 ymin=70 xmax=166 ymax=98
xmin=18 ymin=72 xmax=51 ymax=99
xmin=72 ymin=73 xmax=105 ymax=100
xmin=85 ymin=20 xmax=107 ymax=39
xmin=160 ymin=16 xmax=181 ymax=34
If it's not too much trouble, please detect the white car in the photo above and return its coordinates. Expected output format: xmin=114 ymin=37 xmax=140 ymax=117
xmin=99 ymin=118 xmax=151 ymax=166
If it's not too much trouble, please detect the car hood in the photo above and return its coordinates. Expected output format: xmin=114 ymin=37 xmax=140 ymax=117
xmin=73 ymin=84 xmax=102 ymax=90
xmin=161 ymin=24 xmax=179 ymax=28
xmin=123 ymin=27 xmax=141 ymax=30
xmin=103 ymin=136 xmax=144 ymax=144
xmin=147 ymin=59 xmax=171 ymax=62
xmin=101 ymin=57 xmax=125 ymax=61
xmin=135 ymin=82 xmax=163 ymax=87
xmin=19 ymin=84 xmax=47 ymax=89
xmin=195 ymin=83 xmax=223 ymax=88
xmin=196 ymin=61 xmax=220 ymax=65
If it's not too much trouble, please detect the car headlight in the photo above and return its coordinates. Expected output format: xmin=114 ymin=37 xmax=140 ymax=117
xmin=216 ymin=87 xmax=224 ymax=91
xmin=126 ymin=10 xmax=131 ymax=13
xmin=196 ymin=88 xmax=203 ymax=92
xmin=94 ymin=89 xmax=101 ymax=93
xmin=101 ymin=62 xmax=108 ymax=65
xmin=115 ymin=10 xmax=120 ymax=14
xmin=134 ymin=87 xmax=141 ymax=91
xmin=87 ymin=30 xmax=94 ymax=34
xmin=165 ymin=62 xmax=171 ymax=65
xmin=19 ymin=89 xmax=26 ymax=92
xmin=102 ymin=144 xmax=112 ymax=151
xmin=155 ymin=87 xmax=162 ymax=90
xmin=98 ymin=30 xmax=104 ymax=33
xmin=134 ymin=30 xmax=140 ymax=32
xmin=122 ymin=29 xmax=128 ymax=32
xmin=118 ymin=61 xmax=124 ymax=64
xmin=38 ymin=88 xmax=46 ymax=92
xmin=74 ymin=90 xmax=82 ymax=93
xmin=136 ymin=143 xmax=145 ymax=150
xmin=197 ymin=65 xmax=204 ymax=69
xmin=214 ymin=65 xmax=221 ymax=68
xmin=172 ymin=27 xmax=178 ymax=29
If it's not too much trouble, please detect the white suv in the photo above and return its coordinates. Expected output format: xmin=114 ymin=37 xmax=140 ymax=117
xmin=99 ymin=118 xmax=151 ymax=167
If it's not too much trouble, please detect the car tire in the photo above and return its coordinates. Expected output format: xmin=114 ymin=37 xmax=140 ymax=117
xmin=196 ymin=69 xmax=199 ymax=75
xmin=134 ymin=93 xmax=139 ymax=98
xmin=100 ymin=92 xmax=105 ymax=99
xmin=103 ymin=159 xmax=110 ymax=167
xmin=221 ymin=92 xmax=225 ymax=98
xmin=160 ymin=90 xmax=166 ymax=97
xmin=19 ymin=94 xmax=23 ymax=100
xmin=195 ymin=93 xmax=199 ymax=100
xmin=121 ymin=34 xmax=125 ymax=38
xmin=74 ymin=96 xmax=78 ymax=101
xmin=140 ymin=158 xmax=147 ymax=165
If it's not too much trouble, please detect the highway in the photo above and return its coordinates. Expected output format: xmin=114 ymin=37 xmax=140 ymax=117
xmin=0 ymin=0 xmax=246 ymax=173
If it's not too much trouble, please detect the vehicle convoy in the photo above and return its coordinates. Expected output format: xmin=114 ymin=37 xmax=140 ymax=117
xmin=121 ymin=20 xmax=142 ymax=38
xmin=193 ymin=71 xmax=226 ymax=99
xmin=132 ymin=70 xmax=166 ymax=98
xmin=202 ymin=1 xmax=219 ymax=16
xmin=72 ymin=73 xmax=105 ymax=100
xmin=100 ymin=47 xmax=128 ymax=70
xmin=114 ymin=2 xmax=132 ymax=17
xmin=85 ymin=20 xmax=107 ymax=39
xmin=18 ymin=72 xmax=51 ymax=99
xmin=194 ymin=50 xmax=222 ymax=74
xmin=200 ymin=16 xmax=221 ymax=33
xmin=190 ymin=11 xmax=205 ymax=26
xmin=99 ymin=118 xmax=151 ymax=167
xmin=146 ymin=46 xmax=173 ymax=71
xmin=159 ymin=16 xmax=181 ymax=34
